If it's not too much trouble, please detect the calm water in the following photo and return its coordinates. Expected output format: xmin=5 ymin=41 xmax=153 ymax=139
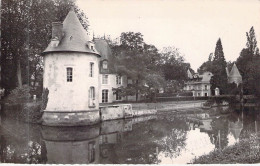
xmin=0 ymin=106 xmax=259 ymax=164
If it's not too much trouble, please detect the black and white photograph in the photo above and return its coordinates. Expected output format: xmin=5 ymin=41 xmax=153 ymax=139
xmin=0 ymin=0 xmax=260 ymax=164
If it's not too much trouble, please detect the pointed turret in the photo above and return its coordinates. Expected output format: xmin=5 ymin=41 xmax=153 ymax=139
xmin=227 ymin=63 xmax=242 ymax=86
xmin=42 ymin=10 xmax=100 ymax=56
xmin=229 ymin=120 xmax=243 ymax=140
xmin=41 ymin=10 xmax=101 ymax=126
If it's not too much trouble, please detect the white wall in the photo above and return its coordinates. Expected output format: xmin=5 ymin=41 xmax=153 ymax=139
xmin=43 ymin=52 xmax=100 ymax=111
xmin=99 ymin=74 xmax=127 ymax=103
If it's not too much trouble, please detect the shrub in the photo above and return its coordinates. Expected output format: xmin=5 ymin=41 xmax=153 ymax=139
xmin=156 ymin=96 xmax=208 ymax=102
xmin=193 ymin=133 xmax=260 ymax=164
xmin=3 ymin=85 xmax=46 ymax=123
xmin=4 ymin=101 xmax=42 ymax=123
xmin=5 ymin=85 xmax=31 ymax=104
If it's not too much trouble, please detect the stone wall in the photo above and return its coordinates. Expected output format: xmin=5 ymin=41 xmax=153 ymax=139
xmin=42 ymin=110 xmax=100 ymax=126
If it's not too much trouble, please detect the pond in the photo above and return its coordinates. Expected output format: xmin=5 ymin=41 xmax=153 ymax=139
xmin=0 ymin=106 xmax=259 ymax=164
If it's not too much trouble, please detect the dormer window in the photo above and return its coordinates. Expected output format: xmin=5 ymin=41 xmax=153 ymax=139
xmin=116 ymin=75 xmax=122 ymax=85
xmin=88 ymin=42 xmax=95 ymax=51
xmin=103 ymin=61 xmax=108 ymax=69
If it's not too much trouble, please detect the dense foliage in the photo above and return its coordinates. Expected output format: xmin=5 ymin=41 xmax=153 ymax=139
xmin=111 ymin=32 xmax=190 ymax=101
xmin=198 ymin=27 xmax=260 ymax=97
xmin=198 ymin=38 xmax=228 ymax=95
xmin=236 ymin=27 xmax=260 ymax=96
xmin=5 ymin=85 xmax=31 ymax=104
xmin=1 ymin=0 xmax=88 ymax=94
xmin=193 ymin=133 xmax=260 ymax=164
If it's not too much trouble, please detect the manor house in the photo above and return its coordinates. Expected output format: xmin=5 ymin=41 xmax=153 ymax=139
xmin=184 ymin=69 xmax=213 ymax=97
xmin=41 ymin=9 xmax=138 ymax=126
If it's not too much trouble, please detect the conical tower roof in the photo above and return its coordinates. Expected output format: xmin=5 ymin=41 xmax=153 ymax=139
xmin=229 ymin=121 xmax=243 ymax=140
xmin=229 ymin=63 xmax=242 ymax=78
xmin=42 ymin=10 xmax=100 ymax=56
xmin=228 ymin=63 xmax=242 ymax=84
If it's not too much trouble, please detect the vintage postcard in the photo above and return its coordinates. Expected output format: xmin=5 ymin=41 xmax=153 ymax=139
xmin=0 ymin=0 xmax=260 ymax=164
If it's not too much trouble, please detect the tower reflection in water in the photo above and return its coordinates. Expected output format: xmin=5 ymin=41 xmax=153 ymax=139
xmin=41 ymin=116 xmax=156 ymax=164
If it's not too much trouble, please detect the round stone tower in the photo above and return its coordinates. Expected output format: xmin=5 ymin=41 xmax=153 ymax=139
xmin=41 ymin=10 xmax=101 ymax=126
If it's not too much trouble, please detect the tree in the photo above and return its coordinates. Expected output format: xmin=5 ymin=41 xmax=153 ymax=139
xmin=1 ymin=0 xmax=89 ymax=94
xmin=237 ymin=26 xmax=260 ymax=96
xmin=111 ymin=32 xmax=165 ymax=101
xmin=209 ymin=39 xmax=228 ymax=94
xmin=246 ymin=27 xmax=259 ymax=55
xmin=197 ymin=53 xmax=213 ymax=74
xmin=160 ymin=47 xmax=187 ymax=81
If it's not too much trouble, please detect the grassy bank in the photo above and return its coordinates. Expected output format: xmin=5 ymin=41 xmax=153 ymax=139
xmin=193 ymin=133 xmax=260 ymax=164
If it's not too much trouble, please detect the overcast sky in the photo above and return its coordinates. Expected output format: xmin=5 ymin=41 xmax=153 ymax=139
xmin=77 ymin=0 xmax=260 ymax=71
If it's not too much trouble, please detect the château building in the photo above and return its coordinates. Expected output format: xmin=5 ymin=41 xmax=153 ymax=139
xmin=94 ymin=38 xmax=128 ymax=103
xmin=41 ymin=9 xmax=141 ymax=126
xmin=184 ymin=69 xmax=213 ymax=97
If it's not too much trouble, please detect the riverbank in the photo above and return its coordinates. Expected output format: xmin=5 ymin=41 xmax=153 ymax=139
xmin=192 ymin=133 xmax=260 ymax=164
xmin=99 ymin=100 xmax=206 ymax=120
xmin=101 ymin=100 xmax=206 ymax=111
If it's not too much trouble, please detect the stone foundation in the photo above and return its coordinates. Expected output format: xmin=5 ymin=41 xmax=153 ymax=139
xmin=42 ymin=110 xmax=100 ymax=126
xmin=41 ymin=124 xmax=100 ymax=141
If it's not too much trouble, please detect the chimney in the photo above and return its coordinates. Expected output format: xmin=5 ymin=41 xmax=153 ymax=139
xmin=52 ymin=22 xmax=63 ymax=40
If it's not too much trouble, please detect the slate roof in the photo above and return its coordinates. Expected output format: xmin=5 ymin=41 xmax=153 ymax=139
xmin=42 ymin=10 xmax=100 ymax=56
xmin=94 ymin=38 xmax=112 ymax=61
xmin=186 ymin=71 xmax=213 ymax=84
xmin=93 ymin=38 xmax=117 ymax=74
xmin=227 ymin=63 xmax=242 ymax=84
xmin=187 ymin=69 xmax=193 ymax=79
xmin=229 ymin=63 xmax=242 ymax=78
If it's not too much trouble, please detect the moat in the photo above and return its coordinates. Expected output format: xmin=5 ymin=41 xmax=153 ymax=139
xmin=0 ymin=106 xmax=259 ymax=164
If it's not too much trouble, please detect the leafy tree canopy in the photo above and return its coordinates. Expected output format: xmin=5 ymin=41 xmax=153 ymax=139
xmin=1 ymin=0 xmax=88 ymax=93
xmin=236 ymin=26 xmax=260 ymax=96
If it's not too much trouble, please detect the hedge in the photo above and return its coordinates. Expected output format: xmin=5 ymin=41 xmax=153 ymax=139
xmin=3 ymin=101 xmax=43 ymax=123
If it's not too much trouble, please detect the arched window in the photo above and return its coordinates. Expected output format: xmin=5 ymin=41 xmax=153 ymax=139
xmin=103 ymin=61 xmax=108 ymax=69
xmin=89 ymin=87 xmax=95 ymax=107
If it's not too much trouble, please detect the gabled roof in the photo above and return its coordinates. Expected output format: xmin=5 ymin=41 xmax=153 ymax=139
xmin=187 ymin=71 xmax=213 ymax=84
xmin=201 ymin=72 xmax=213 ymax=82
xmin=94 ymin=38 xmax=117 ymax=74
xmin=187 ymin=69 xmax=193 ymax=79
xmin=42 ymin=10 xmax=100 ymax=56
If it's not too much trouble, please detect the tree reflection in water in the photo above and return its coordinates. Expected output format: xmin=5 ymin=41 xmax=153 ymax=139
xmin=0 ymin=129 xmax=47 ymax=164
xmin=0 ymin=107 xmax=259 ymax=164
xmin=111 ymin=115 xmax=188 ymax=164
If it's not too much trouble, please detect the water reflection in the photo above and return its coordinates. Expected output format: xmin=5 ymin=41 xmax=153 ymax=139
xmin=0 ymin=107 xmax=259 ymax=164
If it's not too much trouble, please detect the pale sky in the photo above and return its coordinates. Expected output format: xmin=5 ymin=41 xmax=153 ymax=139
xmin=77 ymin=0 xmax=260 ymax=71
